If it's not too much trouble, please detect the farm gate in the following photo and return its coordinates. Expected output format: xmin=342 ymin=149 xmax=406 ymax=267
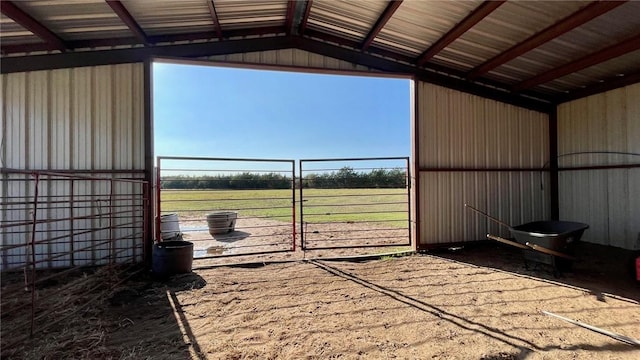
xmin=156 ymin=157 xmax=297 ymax=259
xmin=156 ymin=156 xmax=411 ymax=259
xmin=299 ymin=157 xmax=411 ymax=251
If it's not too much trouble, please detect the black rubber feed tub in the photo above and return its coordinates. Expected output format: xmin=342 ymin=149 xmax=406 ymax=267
xmin=152 ymin=240 xmax=193 ymax=276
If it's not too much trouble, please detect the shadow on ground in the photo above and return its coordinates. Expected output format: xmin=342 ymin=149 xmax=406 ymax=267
xmin=429 ymin=241 xmax=640 ymax=302
xmin=105 ymin=271 xmax=208 ymax=360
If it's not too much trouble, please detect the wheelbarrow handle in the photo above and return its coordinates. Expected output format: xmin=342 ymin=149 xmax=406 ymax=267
xmin=525 ymin=242 xmax=575 ymax=260
xmin=486 ymin=234 xmax=530 ymax=250
xmin=465 ymin=204 xmax=512 ymax=230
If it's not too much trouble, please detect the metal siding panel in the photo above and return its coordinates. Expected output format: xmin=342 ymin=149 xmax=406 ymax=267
xmin=27 ymin=71 xmax=49 ymax=169
xmin=1 ymin=63 xmax=146 ymax=269
xmin=1 ymin=74 xmax=27 ymax=270
xmin=417 ymin=82 xmax=549 ymax=246
xmin=93 ymin=66 xmax=112 ymax=170
xmin=133 ymin=63 xmax=145 ymax=169
xmin=557 ymin=83 xmax=640 ymax=250
xmin=72 ymin=67 xmax=93 ymax=170
xmin=50 ymin=69 xmax=72 ymax=170
xmin=3 ymin=72 xmax=27 ymax=168
xmin=205 ymin=48 xmax=375 ymax=72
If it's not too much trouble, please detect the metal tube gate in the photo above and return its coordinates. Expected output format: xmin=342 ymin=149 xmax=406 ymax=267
xmin=299 ymin=157 xmax=411 ymax=250
xmin=156 ymin=157 xmax=296 ymax=259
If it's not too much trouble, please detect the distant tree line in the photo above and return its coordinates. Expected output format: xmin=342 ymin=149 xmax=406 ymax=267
xmin=301 ymin=167 xmax=406 ymax=189
xmin=161 ymin=173 xmax=291 ymax=190
xmin=161 ymin=167 xmax=407 ymax=189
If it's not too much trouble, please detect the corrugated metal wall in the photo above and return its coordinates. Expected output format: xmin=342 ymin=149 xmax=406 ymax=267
xmin=1 ymin=63 xmax=144 ymax=170
xmin=204 ymin=48 xmax=375 ymax=72
xmin=416 ymin=82 xmax=550 ymax=246
xmin=1 ymin=63 xmax=146 ymax=269
xmin=557 ymin=83 xmax=640 ymax=250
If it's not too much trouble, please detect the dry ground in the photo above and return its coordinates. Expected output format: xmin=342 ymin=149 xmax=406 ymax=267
xmin=4 ymin=245 xmax=639 ymax=359
xmin=179 ymin=216 xmax=412 ymax=266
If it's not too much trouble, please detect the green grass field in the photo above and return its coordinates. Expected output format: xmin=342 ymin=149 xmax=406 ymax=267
xmin=160 ymin=188 xmax=409 ymax=226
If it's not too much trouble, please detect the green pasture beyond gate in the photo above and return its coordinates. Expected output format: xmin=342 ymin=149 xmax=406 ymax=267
xmin=160 ymin=188 xmax=408 ymax=226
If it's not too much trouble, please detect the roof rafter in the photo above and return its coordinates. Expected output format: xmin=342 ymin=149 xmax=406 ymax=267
xmin=416 ymin=0 xmax=505 ymax=66
xmin=285 ymin=0 xmax=296 ymax=35
xmin=0 ymin=1 xmax=67 ymax=51
xmin=1 ymin=36 xmax=300 ymax=74
xmin=286 ymin=1 xmax=310 ymax=35
xmin=207 ymin=0 xmax=224 ymax=40
xmin=556 ymin=70 xmax=640 ymax=104
xmin=361 ymin=0 xmax=403 ymax=51
xmin=304 ymin=28 xmax=554 ymax=104
xmin=513 ymin=33 xmax=640 ymax=91
xmin=297 ymin=38 xmax=552 ymax=112
xmin=1 ymin=27 xmax=287 ymax=54
xmin=105 ymin=0 xmax=149 ymax=45
xmin=469 ymin=1 xmax=627 ymax=80
xmin=299 ymin=0 xmax=313 ymax=35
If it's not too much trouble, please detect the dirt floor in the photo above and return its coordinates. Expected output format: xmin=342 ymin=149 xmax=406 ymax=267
xmin=3 ymin=242 xmax=639 ymax=359
xmin=179 ymin=215 xmax=412 ymax=266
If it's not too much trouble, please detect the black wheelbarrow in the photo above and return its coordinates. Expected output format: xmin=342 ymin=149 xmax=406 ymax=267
xmin=465 ymin=204 xmax=589 ymax=276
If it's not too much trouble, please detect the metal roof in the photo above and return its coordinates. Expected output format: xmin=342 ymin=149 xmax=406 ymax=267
xmin=308 ymin=0 xmax=388 ymax=43
xmin=1 ymin=0 xmax=639 ymax=106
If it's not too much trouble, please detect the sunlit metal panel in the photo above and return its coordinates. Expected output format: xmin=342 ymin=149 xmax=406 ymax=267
xmin=416 ymin=82 xmax=550 ymax=246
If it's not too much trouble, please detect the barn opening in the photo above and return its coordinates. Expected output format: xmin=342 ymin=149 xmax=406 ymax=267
xmin=2 ymin=0 xmax=640 ymax=357
xmin=152 ymin=60 xmax=414 ymax=263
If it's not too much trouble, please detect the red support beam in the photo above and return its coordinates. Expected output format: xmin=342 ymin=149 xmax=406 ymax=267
xmin=303 ymin=28 xmax=553 ymax=103
xmin=1 ymin=27 xmax=287 ymax=54
xmin=361 ymin=0 xmax=403 ymax=51
xmin=299 ymin=0 xmax=313 ymax=35
xmin=0 ymin=1 xmax=67 ymax=51
xmin=285 ymin=0 xmax=296 ymax=35
xmin=105 ymin=0 xmax=149 ymax=45
xmin=207 ymin=1 xmax=224 ymax=41
xmin=513 ymin=33 xmax=640 ymax=91
xmin=468 ymin=1 xmax=626 ymax=80
xmin=556 ymin=70 xmax=640 ymax=104
xmin=416 ymin=0 xmax=505 ymax=66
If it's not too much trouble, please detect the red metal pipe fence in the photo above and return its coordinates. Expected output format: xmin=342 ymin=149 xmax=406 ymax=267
xmin=299 ymin=157 xmax=412 ymax=251
xmin=0 ymin=168 xmax=149 ymax=341
xmin=156 ymin=156 xmax=296 ymax=259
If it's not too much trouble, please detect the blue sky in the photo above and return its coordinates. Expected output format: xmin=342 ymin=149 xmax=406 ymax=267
xmin=153 ymin=62 xmax=410 ymax=170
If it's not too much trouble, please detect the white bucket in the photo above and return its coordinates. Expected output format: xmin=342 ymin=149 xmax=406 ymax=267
xmin=160 ymin=213 xmax=181 ymax=240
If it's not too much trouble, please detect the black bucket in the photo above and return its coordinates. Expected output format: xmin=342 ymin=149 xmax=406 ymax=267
xmin=152 ymin=240 xmax=193 ymax=276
